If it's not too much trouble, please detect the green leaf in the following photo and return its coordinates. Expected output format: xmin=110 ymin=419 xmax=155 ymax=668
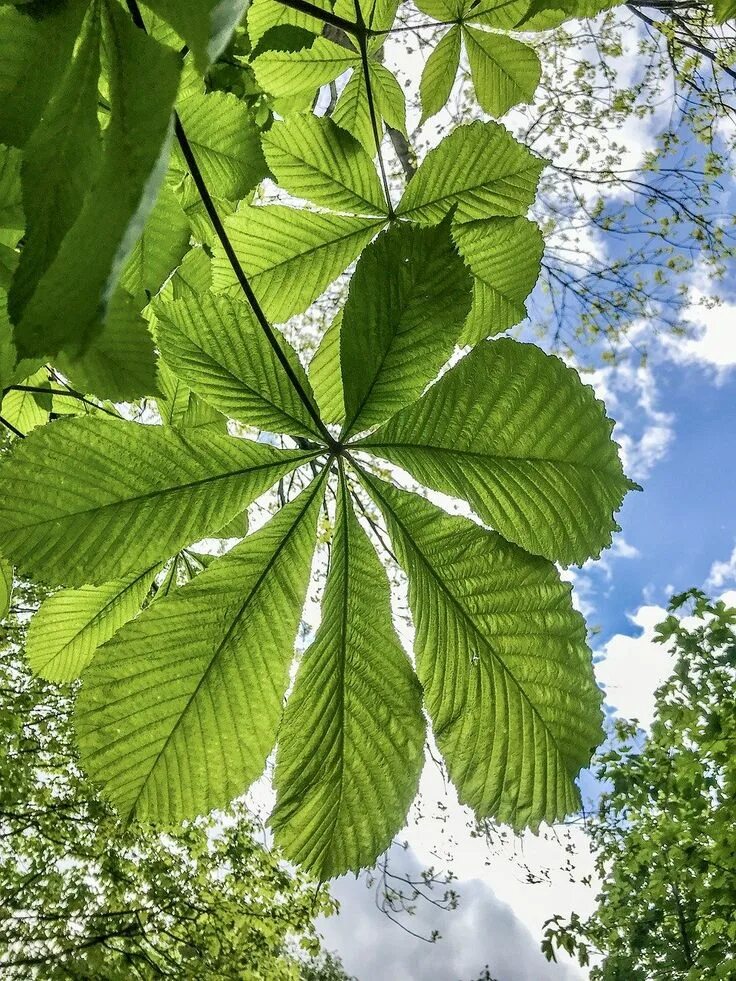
xmin=370 ymin=63 xmax=407 ymax=136
xmin=0 ymin=416 xmax=315 ymax=586
xmin=26 ymin=567 xmax=160 ymax=683
xmin=309 ymin=313 xmax=345 ymax=426
xmin=341 ymin=222 xmax=473 ymax=437
xmin=247 ymin=0 xmax=329 ymax=46
xmin=173 ymin=91 xmax=268 ymax=202
xmin=271 ymin=472 xmax=425 ymax=877
xmin=252 ymin=36 xmax=359 ymax=99
xmin=9 ymin=2 xmax=102 ymax=322
xmin=358 ymin=339 xmax=634 ymax=565
xmin=14 ymin=2 xmax=181 ymax=361
xmin=168 ymin=246 xmax=213 ymax=300
xmin=75 ymin=477 xmax=326 ymax=823
xmin=359 ymin=473 xmax=603 ymax=829
xmin=332 ymin=68 xmax=374 ymax=154
xmin=262 ymin=114 xmax=388 ymax=215
xmin=0 ymin=366 xmax=50 ymax=435
xmin=156 ymin=359 xmax=227 ymax=434
xmin=452 ymin=216 xmax=543 ymax=343
xmin=0 ymin=143 xmax=23 ymax=236
xmin=212 ymin=205 xmax=385 ymax=322
xmin=714 ymin=0 xmax=736 ymax=22
xmin=419 ymin=26 xmax=461 ymax=124
xmin=119 ymin=184 xmax=191 ymax=307
xmin=463 ymin=26 xmax=541 ymax=117
xmin=396 ymin=120 xmax=545 ymax=225
xmin=462 ymin=0 xmax=531 ymax=29
xmin=0 ymin=553 xmax=11 ymax=621
xmin=515 ymin=0 xmax=623 ymax=29
xmin=142 ymin=0 xmax=249 ymax=73
xmin=154 ymin=291 xmax=323 ymax=438
xmin=0 ymin=0 xmax=88 ymax=147
xmin=56 ymin=288 xmax=160 ymax=402
xmin=413 ymin=0 xmax=464 ymax=20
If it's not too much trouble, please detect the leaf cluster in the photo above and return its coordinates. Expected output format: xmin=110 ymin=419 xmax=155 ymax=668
xmin=0 ymin=0 xmax=638 ymax=880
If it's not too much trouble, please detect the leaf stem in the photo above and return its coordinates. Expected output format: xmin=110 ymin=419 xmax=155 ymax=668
xmin=0 ymin=415 xmax=26 ymax=439
xmin=353 ymin=0 xmax=395 ymax=217
xmin=3 ymin=386 xmax=119 ymax=418
xmin=275 ymin=0 xmax=366 ymax=36
xmin=125 ymin=0 xmax=337 ymax=451
xmin=172 ymin=115 xmax=336 ymax=448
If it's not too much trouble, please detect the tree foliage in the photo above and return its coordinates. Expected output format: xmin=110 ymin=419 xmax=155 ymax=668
xmin=0 ymin=0 xmax=659 ymax=884
xmin=543 ymin=591 xmax=736 ymax=979
xmin=0 ymin=573 xmax=344 ymax=979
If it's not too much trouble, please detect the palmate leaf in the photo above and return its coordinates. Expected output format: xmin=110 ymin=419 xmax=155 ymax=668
xmin=14 ymin=1 xmax=181 ymax=361
xmin=9 ymin=1 xmax=101 ymax=322
xmin=0 ymin=554 xmax=11 ymax=621
xmin=359 ymin=473 xmax=603 ymax=828
xmin=396 ymin=121 xmax=546 ymax=225
xmin=26 ymin=566 xmax=160 ymax=683
xmin=463 ymin=27 xmax=541 ymax=118
xmin=419 ymin=25 xmax=461 ymax=124
xmin=75 ymin=478 xmax=325 ymax=824
xmin=154 ymin=291 xmax=323 ymax=438
xmin=142 ymin=0 xmax=250 ymax=73
xmin=262 ymin=114 xmax=388 ymax=216
xmin=212 ymin=205 xmax=385 ymax=322
xmin=340 ymin=221 xmax=473 ymax=437
xmin=452 ymin=216 xmax=544 ymax=343
xmin=172 ymin=91 xmax=269 ymax=202
xmin=359 ymin=339 xmax=634 ymax=565
xmin=0 ymin=417 xmax=315 ymax=586
xmin=271 ymin=471 xmax=425 ymax=877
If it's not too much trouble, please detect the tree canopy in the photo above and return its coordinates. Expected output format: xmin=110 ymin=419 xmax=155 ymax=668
xmin=543 ymin=591 xmax=736 ymax=979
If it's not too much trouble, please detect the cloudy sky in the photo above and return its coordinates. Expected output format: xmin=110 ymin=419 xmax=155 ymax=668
xmin=310 ymin=11 xmax=736 ymax=981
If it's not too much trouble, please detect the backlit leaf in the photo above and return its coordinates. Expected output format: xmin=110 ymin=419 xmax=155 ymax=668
xmin=463 ymin=26 xmax=541 ymax=117
xmin=155 ymin=291 xmax=323 ymax=438
xmin=272 ymin=473 xmax=425 ymax=876
xmin=0 ymin=417 xmax=315 ymax=586
xmin=360 ymin=473 xmax=603 ymax=829
xmin=26 ymin=566 xmax=160 ymax=683
xmin=75 ymin=478 xmax=325 ymax=823
xmin=358 ymin=339 xmax=634 ymax=565
xmin=396 ymin=120 xmax=545 ymax=225
xmin=341 ymin=221 xmax=473 ymax=436
xmin=419 ymin=25 xmax=461 ymax=123
xmin=262 ymin=114 xmax=388 ymax=215
xmin=212 ymin=205 xmax=385 ymax=322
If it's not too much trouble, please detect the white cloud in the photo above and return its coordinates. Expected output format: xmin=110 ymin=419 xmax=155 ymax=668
xmin=595 ymin=604 xmax=673 ymax=728
xmin=707 ymin=543 xmax=736 ymax=588
xmin=319 ymin=845 xmax=585 ymax=981
xmin=663 ymin=298 xmax=736 ymax=380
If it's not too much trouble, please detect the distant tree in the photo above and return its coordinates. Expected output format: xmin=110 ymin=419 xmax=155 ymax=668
xmin=542 ymin=590 xmax=736 ymax=979
xmin=0 ymin=575 xmax=340 ymax=979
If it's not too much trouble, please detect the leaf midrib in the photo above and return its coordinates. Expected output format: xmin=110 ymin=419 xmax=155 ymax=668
xmin=4 ymin=450 xmax=316 ymax=532
xmin=360 ymin=442 xmax=623 ymax=477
